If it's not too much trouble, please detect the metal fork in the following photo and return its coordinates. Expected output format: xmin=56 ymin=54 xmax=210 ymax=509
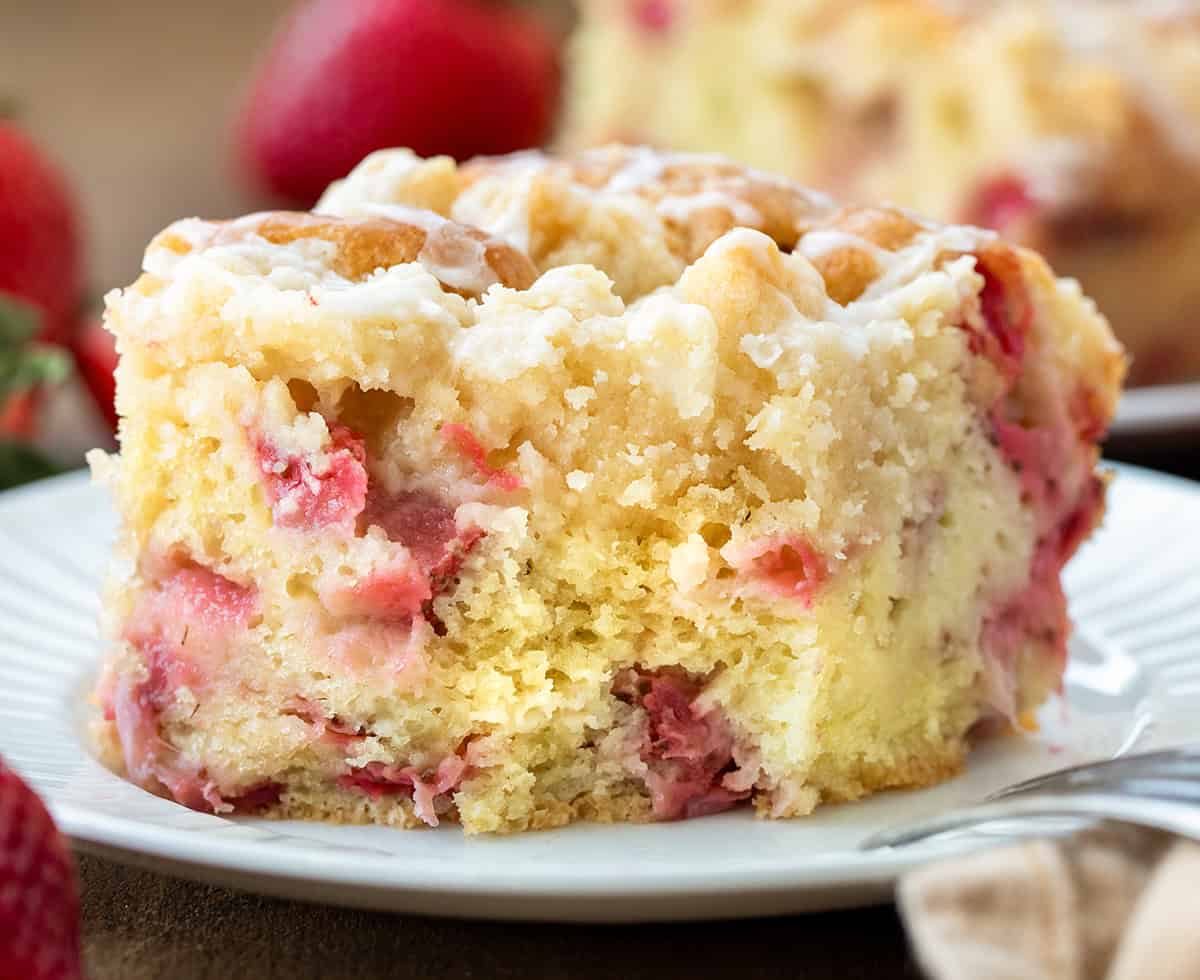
xmin=860 ymin=745 xmax=1200 ymax=850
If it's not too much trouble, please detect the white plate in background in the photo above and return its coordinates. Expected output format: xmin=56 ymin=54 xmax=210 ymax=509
xmin=1111 ymin=382 xmax=1200 ymax=440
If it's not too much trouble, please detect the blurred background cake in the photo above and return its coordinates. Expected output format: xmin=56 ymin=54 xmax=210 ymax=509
xmin=565 ymin=0 xmax=1200 ymax=387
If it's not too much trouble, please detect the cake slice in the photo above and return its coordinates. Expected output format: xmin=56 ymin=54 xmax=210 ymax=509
xmin=90 ymin=146 xmax=1123 ymax=833
xmin=565 ymin=0 xmax=1200 ymax=385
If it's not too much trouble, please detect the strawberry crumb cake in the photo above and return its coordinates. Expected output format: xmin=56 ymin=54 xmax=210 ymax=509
xmin=89 ymin=146 xmax=1124 ymax=834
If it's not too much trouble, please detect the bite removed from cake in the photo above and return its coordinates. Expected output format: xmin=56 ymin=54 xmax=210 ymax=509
xmin=90 ymin=146 xmax=1123 ymax=833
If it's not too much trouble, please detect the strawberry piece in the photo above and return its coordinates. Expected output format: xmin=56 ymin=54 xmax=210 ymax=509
xmin=0 ymin=758 xmax=83 ymax=980
xmin=116 ymin=561 xmax=258 ymax=810
xmin=339 ymin=755 xmax=467 ymax=826
xmin=332 ymin=487 xmax=485 ymax=624
xmin=964 ymin=245 xmax=1106 ymax=718
xmin=361 ymin=488 xmax=460 ymax=568
xmin=630 ymin=0 xmax=675 ymax=35
xmin=256 ymin=424 xmax=369 ymax=532
xmin=285 ymin=697 xmax=367 ymax=747
xmin=162 ymin=562 xmax=259 ymax=630
xmin=227 ymin=782 xmax=283 ymax=814
xmin=990 ymin=415 xmax=1061 ymax=513
xmin=441 ymin=423 xmax=522 ymax=492
xmin=963 ymin=175 xmax=1038 ymax=238
xmin=613 ymin=668 xmax=750 ymax=820
xmin=963 ymin=247 xmax=1032 ymax=387
xmin=333 ymin=560 xmax=432 ymax=622
xmin=237 ymin=0 xmax=561 ymax=207
xmin=722 ymin=534 xmax=828 ymax=607
xmin=1054 ymin=474 xmax=1104 ymax=566
xmin=980 ymin=529 xmax=1072 ymax=720
xmin=0 ymin=125 xmax=82 ymax=346
xmin=70 ymin=316 xmax=118 ymax=433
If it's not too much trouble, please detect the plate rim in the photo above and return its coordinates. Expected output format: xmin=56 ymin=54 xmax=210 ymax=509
xmin=1111 ymin=382 xmax=1200 ymax=438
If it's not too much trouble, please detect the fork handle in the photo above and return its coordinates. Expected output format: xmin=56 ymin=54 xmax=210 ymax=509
xmin=861 ymin=791 xmax=1200 ymax=850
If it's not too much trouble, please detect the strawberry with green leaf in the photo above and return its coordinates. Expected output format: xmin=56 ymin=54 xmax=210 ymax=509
xmin=0 ymin=294 xmax=70 ymax=487
xmin=0 ymin=120 xmax=86 ymax=485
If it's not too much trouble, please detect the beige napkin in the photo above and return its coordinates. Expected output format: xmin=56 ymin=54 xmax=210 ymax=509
xmin=898 ymin=825 xmax=1200 ymax=980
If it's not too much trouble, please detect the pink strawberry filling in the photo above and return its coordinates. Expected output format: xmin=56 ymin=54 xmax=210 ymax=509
xmin=630 ymin=0 xmax=675 ymax=35
xmin=613 ymin=667 xmax=751 ymax=820
xmin=338 ymin=755 xmax=468 ymax=826
xmin=114 ymin=561 xmax=260 ymax=812
xmin=965 ymin=248 xmax=1108 ymax=717
xmin=331 ymin=486 xmax=486 ymax=626
xmin=723 ymin=534 xmax=828 ymax=607
xmin=361 ymin=488 xmax=458 ymax=564
xmin=256 ymin=424 xmax=368 ymax=531
xmin=967 ymin=248 xmax=1032 ymax=385
xmin=252 ymin=418 xmax=490 ymax=623
xmin=284 ymin=696 xmax=367 ymax=747
xmin=327 ymin=621 xmax=432 ymax=682
xmin=441 ymin=423 xmax=522 ymax=492
xmin=964 ymin=175 xmax=1039 ymax=237
xmin=334 ymin=562 xmax=432 ymax=622
xmin=978 ymin=482 xmax=1104 ymax=720
xmin=228 ymin=782 xmax=283 ymax=814
xmin=990 ymin=415 xmax=1063 ymax=514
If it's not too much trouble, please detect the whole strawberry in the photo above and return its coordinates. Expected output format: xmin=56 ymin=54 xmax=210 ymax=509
xmin=0 ymin=124 xmax=82 ymax=347
xmin=238 ymin=0 xmax=561 ymax=207
xmin=0 ymin=757 xmax=83 ymax=980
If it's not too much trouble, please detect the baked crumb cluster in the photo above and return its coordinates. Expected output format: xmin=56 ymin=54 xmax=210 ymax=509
xmin=566 ymin=0 xmax=1200 ymax=384
xmin=90 ymin=145 xmax=1123 ymax=833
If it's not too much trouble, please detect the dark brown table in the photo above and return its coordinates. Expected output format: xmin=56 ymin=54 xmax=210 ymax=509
xmin=78 ymin=854 xmax=916 ymax=979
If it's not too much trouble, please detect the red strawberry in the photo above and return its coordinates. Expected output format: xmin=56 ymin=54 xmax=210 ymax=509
xmin=0 ymin=124 xmax=82 ymax=347
xmin=963 ymin=175 xmax=1043 ymax=246
xmin=237 ymin=0 xmax=561 ymax=207
xmin=0 ymin=757 xmax=83 ymax=980
xmin=0 ymin=295 xmax=71 ymax=477
xmin=70 ymin=316 xmax=118 ymax=433
xmin=0 ymin=389 xmax=38 ymax=440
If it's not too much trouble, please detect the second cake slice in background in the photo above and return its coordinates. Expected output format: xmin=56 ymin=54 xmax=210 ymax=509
xmin=566 ymin=0 xmax=1200 ymax=385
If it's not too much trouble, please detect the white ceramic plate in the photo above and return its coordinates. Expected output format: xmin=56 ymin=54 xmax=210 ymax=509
xmin=1 ymin=466 xmax=1197 ymax=922
xmin=1111 ymin=382 xmax=1200 ymax=440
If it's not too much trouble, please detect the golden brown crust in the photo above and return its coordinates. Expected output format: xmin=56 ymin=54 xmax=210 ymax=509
xmin=240 ymin=213 xmax=431 ymax=280
xmin=795 ymin=207 xmax=925 ymax=304
xmin=154 ymin=211 xmax=538 ymax=298
xmin=635 ymin=161 xmax=828 ymax=257
xmin=826 ymin=206 xmax=924 ymax=252
xmin=463 ymin=146 xmax=834 ymax=263
xmin=244 ymin=212 xmax=539 ymax=294
xmin=809 ymin=245 xmax=880 ymax=306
